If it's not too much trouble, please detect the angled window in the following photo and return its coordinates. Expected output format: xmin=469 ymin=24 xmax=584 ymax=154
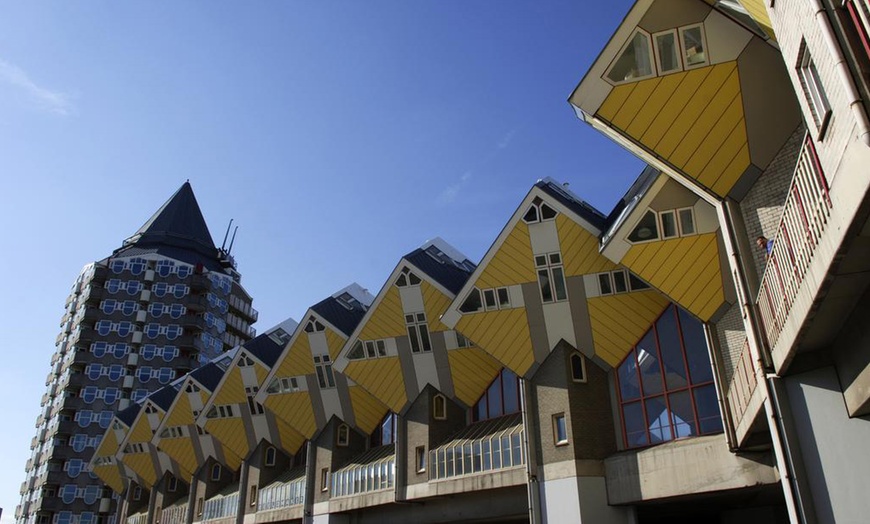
xmin=628 ymin=210 xmax=659 ymax=243
xmin=472 ymin=368 xmax=521 ymax=422
xmin=347 ymin=340 xmax=366 ymax=360
xmin=798 ymin=42 xmax=832 ymax=137
xmin=395 ymin=267 xmax=422 ymax=288
xmin=522 ymin=205 xmax=539 ymax=224
xmin=304 ymin=317 xmax=325 ymax=333
xmin=607 ymin=29 xmax=654 ymax=84
xmin=455 ymin=331 xmax=472 ymax=348
xmin=680 ymin=24 xmax=708 ymax=69
xmin=459 ymin=288 xmax=483 ymax=313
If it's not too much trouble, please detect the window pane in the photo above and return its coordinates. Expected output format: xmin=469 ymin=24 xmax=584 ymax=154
xmin=636 ymin=332 xmax=663 ymax=395
xmin=667 ymin=390 xmax=696 ymax=438
xmin=678 ymin=208 xmax=695 ymax=235
xmin=694 ymin=384 xmax=723 ymax=434
xmin=656 ymin=31 xmax=680 ymax=72
xmin=608 ymin=31 xmax=653 ymax=83
xmin=628 ymin=210 xmax=659 ymax=242
xmin=629 ymin=273 xmax=650 ymax=291
xmin=503 ymin=371 xmax=519 ymax=414
xmin=645 ymin=396 xmax=672 ymax=443
xmin=622 ymin=402 xmax=648 ymax=447
xmin=419 ymin=325 xmax=432 ymax=352
xmin=538 ymin=270 xmax=553 ymax=302
xmin=618 ymin=353 xmax=641 ymax=401
xmin=613 ymin=271 xmax=628 ymax=293
xmin=571 ymin=354 xmax=585 ymax=382
xmin=523 ymin=206 xmax=538 ymax=223
xmin=484 ymin=289 xmax=497 ymax=309
xmin=488 ymin=374 xmax=504 ymax=418
xmin=656 ymin=309 xmax=688 ymax=390
xmin=552 ymin=267 xmax=567 ymax=301
xmin=679 ymin=309 xmax=713 ymax=384
xmin=682 ymin=26 xmax=706 ymax=66
xmin=541 ymin=204 xmax=557 ymax=220
xmin=661 ymin=211 xmax=678 ymax=238
xmin=497 ymin=288 xmax=510 ymax=307
xmin=407 ymin=326 xmax=421 ymax=353
xmin=598 ymin=273 xmax=613 ymax=295
xmin=460 ymin=289 xmax=482 ymax=313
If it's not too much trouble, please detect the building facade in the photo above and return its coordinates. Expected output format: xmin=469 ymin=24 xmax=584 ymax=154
xmin=33 ymin=0 xmax=870 ymax=523
xmin=16 ymin=183 xmax=258 ymax=524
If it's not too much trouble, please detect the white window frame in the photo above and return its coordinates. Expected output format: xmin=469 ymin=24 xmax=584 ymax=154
xmin=798 ymin=44 xmax=832 ymax=139
xmin=553 ymin=413 xmax=569 ymax=446
xmin=652 ymin=29 xmax=682 ymax=75
xmin=679 ymin=23 xmax=709 ymax=70
xmin=535 ymin=252 xmax=568 ymax=304
xmin=405 ymin=312 xmax=433 ymax=353
xmin=605 ymin=28 xmax=656 ymax=85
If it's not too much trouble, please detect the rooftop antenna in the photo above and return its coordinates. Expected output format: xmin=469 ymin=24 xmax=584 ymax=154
xmin=227 ymin=225 xmax=239 ymax=255
xmin=221 ymin=219 xmax=234 ymax=251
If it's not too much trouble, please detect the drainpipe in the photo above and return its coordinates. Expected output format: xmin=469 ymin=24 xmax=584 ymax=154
xmin=809 ymin=0 xmax=870 ymax=145
xmin=235 ymin=460 xmax=249 ymax=524
xmin=184 ymin=474 xmax=198 ymax=524
xmin=519 ymin=379 xmax=542 ymax=524
xmin=303 ymin=442 xmax=315 ymax=524
xmin=718 ymin=200 xmax=810 ymax=524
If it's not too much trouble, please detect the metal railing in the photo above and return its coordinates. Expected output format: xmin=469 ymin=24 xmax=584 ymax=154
xmin=160 ymin=504 xmax=187 ymax=524
xmin=202 ymin=491 xmax=239 ymax=521
xmin=725 ymin=338 xmax=758 ymax=430
xmin=429 ymin=415 xmax=524 ymax=481
xmin=126 ymin=514 xmax=147 ymax=524
xmin=257 ymin=474 xmax=306 ymax=511
xmin=331 ymin=445 xmax=395 ymax=498
xmin=756 ymin=134 xmax=831 ymax=350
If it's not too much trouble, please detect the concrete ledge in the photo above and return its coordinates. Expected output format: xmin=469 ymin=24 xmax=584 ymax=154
xmin=541 ymin=459 xmax=605 ymax=481
xmin=254 ymin=505 xmax=303 ymax=523
xmin=406 ymin=467 xmax=526 ymax=499
xmin=328 ymin=489 xmax=394 ymax=512
xmin=605 ymin=434 xmax=779 ymax=505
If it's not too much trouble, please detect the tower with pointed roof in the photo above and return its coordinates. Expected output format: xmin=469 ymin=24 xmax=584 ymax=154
xmin=16 ymin=183 xmax=258 ymax=524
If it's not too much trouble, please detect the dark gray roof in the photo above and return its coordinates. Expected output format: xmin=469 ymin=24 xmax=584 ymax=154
xmin=189 ymin=363 xmax=225 ymax=392
xmin=117 ymin=404 xmax=141 ymax=428
xmin=404 ymin=248 xmax=474 ymax=295
xmin=535 ymin=179 xmax=607 ymax=231
xmin=601 ymin=165 xmax=660 ymax=246
xmin=113 ymin=182 xmax=224 ymax=268
xmin=311 ymin=296 xmax=367 ymax=337
xmin=242 ymin=334 xmax=284 ymax=368
xmin=148 ymin=385 xmax=179 ymax=411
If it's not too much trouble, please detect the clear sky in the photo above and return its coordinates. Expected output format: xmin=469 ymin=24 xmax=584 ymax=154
xmin=0 ymin=2 xmax=641 ymax=519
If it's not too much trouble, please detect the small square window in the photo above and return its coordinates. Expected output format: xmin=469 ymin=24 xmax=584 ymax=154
xmin=660 ymin=211 xmax=678 ymax=239
xmin=680 ymin=25 xmax=707 ymax=69
xmin=497 ymin=287 xmax=511 ymax=308
xmin=553 ymin=413 xmax=569 ymax=446
xmin=483 ymin=289 xmax=497 ymax=310
xmin=607 ymin=30 xmax=655 ymax=84
xmin=598 ymin=273 xmax=613 ymax=295
xmin=613 ymin=271 xmax=628 ymax=294
xmin=678 ymin=208 xmax=695 ymax=236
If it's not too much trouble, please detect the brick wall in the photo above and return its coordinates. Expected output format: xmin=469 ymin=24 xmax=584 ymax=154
xmin=714 ymin=301 xmax=746 ymax=384
xmin=740 ymin=126 xmax=805 ymax=282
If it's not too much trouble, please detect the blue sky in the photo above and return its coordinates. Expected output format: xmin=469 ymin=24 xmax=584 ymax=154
xmin=0 ymin=2 xmax=641 ymax=519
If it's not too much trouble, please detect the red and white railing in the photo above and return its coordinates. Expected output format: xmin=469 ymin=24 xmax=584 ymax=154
xmin=756 ymin=134 xmax=832 ymax=350
xmin=726 ymin=338 xmax=757 ymax=429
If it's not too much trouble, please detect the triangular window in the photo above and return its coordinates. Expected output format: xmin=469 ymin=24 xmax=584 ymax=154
xmin=607 ymin=30 xmax=654 ymax=84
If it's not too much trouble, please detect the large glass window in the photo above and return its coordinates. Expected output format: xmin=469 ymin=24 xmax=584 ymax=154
xmin=472 ymin=368 xmax=521 ymax=422
xmin=615 ymin=305 xmax=722 ymax=449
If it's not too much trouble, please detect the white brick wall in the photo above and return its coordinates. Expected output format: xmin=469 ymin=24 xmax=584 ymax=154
xmin=740 ymin=126 xmax=806 ymax=281
xmin=714 ymin=301 xmax=746 ymax=384
xmin=767 ymin=0 xmax=856 ymax=185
